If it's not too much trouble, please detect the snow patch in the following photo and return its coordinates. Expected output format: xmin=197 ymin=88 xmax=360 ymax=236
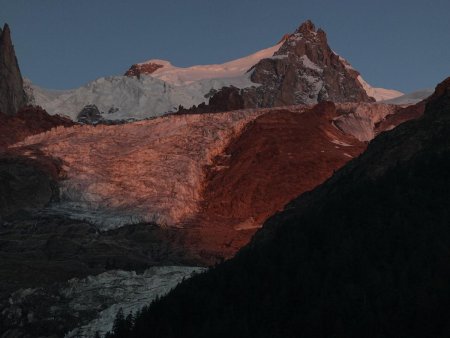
xmin=357 ymin=75 xmax=403 ymax=102
xmin=381 ymin=88 xmax=433 ymax=105
xmin=330 ymin=139 xmax=352 ymax=147
xmin=300 ymin=55 xmax=322 ymax=72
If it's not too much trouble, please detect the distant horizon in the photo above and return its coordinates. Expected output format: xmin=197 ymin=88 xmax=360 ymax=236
xmin=1 ymin=0 xmax=449 ymax=92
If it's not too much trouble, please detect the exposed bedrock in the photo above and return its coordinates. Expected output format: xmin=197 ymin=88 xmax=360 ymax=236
xmin=0 ymin=24 xmax=28 ymax=116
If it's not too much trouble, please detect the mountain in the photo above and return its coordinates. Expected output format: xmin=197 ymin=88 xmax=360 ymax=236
xmin=104 ymin=77 xmax=450 ymax=338
xmin=0 ymin=24 xmax=28 ymax=116
xmin=28 ymin=43 xmax=282 ymax=121
xmin=240 ymin=20 xmax=378 ymax=106
xmin=0 ymin=102 xmax=420 ymax=270
xmin=29 ymin=20 xmax=402 ymax=121
xmin=1 ymin=99 xmax=421 ymax=337
xmin=0 ymin=20 xmax=427 ymax=337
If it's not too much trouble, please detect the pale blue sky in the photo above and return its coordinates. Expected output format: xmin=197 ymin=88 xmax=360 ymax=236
xmin=1 ymin=0 xmax=449 ymax=92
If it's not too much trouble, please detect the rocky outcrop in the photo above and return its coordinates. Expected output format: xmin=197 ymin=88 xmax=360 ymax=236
xmin=77 ymin=104 xmax=104 ymax=124
xmin=0 ymin=157 xmax=58 ymax=220
xmin=0 ymin=105 xmax=73 ymax=220
xmin=125 ymin=62 xmax=164 ymax=78
xmin=176 ymin=86 xmax=245 ymax=114
xmin=0 ymin=24 xmax=27 ymax=116
xmin=0 ymin=105 xmax=74 ymax=150
xmin=242 ymin=20 xmax=374 ymax=107
xmin=333 ymin=103 xmax=403 ymax=141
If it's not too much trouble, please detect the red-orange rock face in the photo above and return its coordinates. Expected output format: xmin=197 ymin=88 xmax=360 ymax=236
xmin=186 ymin=102 xmax=366 ymax=259
xmin=198 ymin=102 xmax=365 ymax=230
xmin=124 ymin=63 xmax=164 ymax=77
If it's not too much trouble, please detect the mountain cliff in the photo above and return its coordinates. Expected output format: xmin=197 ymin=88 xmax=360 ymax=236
xmin=0 ymin=24 xmax=27 ymax=116
xmin=242 ymin=20 xmax=374 ymax=106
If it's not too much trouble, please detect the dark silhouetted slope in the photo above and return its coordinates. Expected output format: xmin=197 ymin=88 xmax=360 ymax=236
xmin=106 ymin=77 xmax=450 ymax=338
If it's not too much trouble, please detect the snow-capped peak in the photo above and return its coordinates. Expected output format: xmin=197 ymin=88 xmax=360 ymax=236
xmin=125 ymin=42 xmax=283 ymax=86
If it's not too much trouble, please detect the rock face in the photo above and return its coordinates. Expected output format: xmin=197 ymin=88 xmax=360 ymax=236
xmin=176 ymin=86 xmax=245 ymax=114
xmin=0 ymin=158 xmax=58 ymax=220
xmin=77 ymin=104 xmax=104 ymax=124
xmin=125 ymin=62 xmax=164 ymax=77
xmin=241 ymin=20 xmax=374 ymax=107
xmin=0 ymin=24 xmax=27 ymax=116
xmin=0 ymin=106 xmax=74 ymax=220
xmin=0 ymin=106 xmax=74 ymax=150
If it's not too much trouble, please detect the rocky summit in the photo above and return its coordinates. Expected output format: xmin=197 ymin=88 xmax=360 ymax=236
xmin=124 ymin=62 xmax=164 ymax=78
xmin=243 ymin=20 xmax=374 ymax=106
xmin=0 ymin=24 xmax=27 ymax=116
xmin=177 ymin=20 xmax=392 ymax=115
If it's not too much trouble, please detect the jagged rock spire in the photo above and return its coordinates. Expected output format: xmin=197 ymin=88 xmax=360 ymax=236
xmin=0 ymin=23 xmax=27 ymax=115
xmin=297 ymin=19 xmax=316 ymax=33
xmin=244 ymin=19 xmax=374 ymax=107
